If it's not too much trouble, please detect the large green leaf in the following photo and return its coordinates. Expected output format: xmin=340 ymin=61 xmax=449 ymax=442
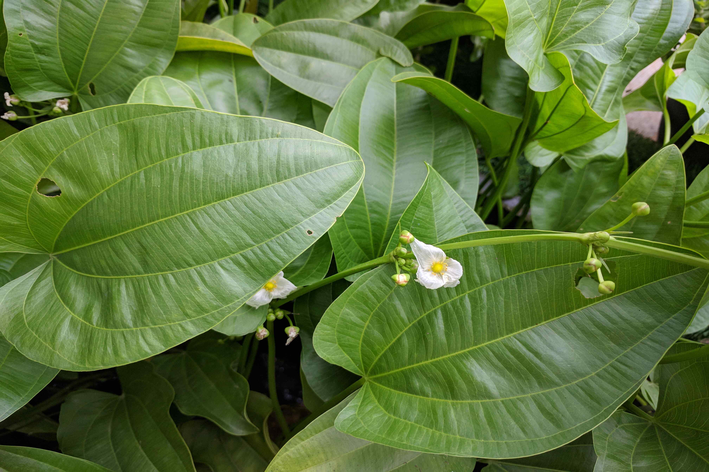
xmin=394 ymin=5 xmax=494 ymax=48
xmin=391 ymin=71 xmax=521 ymax=158
xmin=153 ymin=335 xmax=257 ymax=436
xmin=578 ymin=146 xmax=685 ymax=245
xmin=128 ymin=76 xmax=204 ymax=108
xmin=314 ymin=229 xmax=708 ymax=458
xmin=266 ymin=0 xmax=379 ymax=25
xmin=266 ymin=394 xmax=477 ymax=471
xmin=326 ymin=59 xmax=478 ymax=272
xmin=4 ymin=0 xmax=180 ymax=109
xmin=531 ymin=156 xmax=625 ymax=232
xmin=668 ymin=28 xmax=709 ymax=134
xmin=252 ymin=20 xmax=413 ymax=106
xmin=211 ymin=14 xmax=273 ymax=48
xmin=212 ymin=305 xmax=268 ymax=337
xmin=481 ymin=37 xmax=527 ymax=118
xmin=0 ymin=446 xmax=110 ymax=471
xmin=58 ymin=362 xmax=195 ymax=472
xmin=180 ymin=419 xmax=269 ymax=472
xmin=0 ymin=105 xmax=363 ymax=370
xmin=466 ymin=0 xmax=508 ymax=37
xmin=182 ymin=0 xmax=211 ymax=22
xmin=504 ymin=0 xmax=639 ymax=92
xmin=283 ymin=236 xmax=332 ymax=287
xmin=177 ymin=21 xmax=252 ymax=56
xmin=593 ymin=344 xmax=709 ymax=470
xmin=683 ymin=163 xmax=709 ymax=239
xmin=485 ymin=433 xmax=596 ymax=471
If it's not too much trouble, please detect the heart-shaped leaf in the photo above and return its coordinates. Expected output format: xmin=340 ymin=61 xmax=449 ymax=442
xmin=58 ymin=362 xmax=195 ymax=472
xmin=128 ymin=76 xmax=204 ymax=108
xmin=394 ymin=5 xmax=494 ymax=48
xmin=314 ymin=230 xmax=707 ymax=458
xmin=177 ymin=21 xmax=252 ymax=56
xmin=252 ymin=20 xmax=413 ymax=106
xmin=266 ymin=0 xmax=379 ymax=25
xmin=0 ymin=446 xmax=111 ymax=471
xmin=4 ymin=0 xmax=180 ymax=109
xmin=0 ymin=105 xmax=363 ymax=370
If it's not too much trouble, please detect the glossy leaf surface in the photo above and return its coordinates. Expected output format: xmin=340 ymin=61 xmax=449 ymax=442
xmin=252 ymin=20 xmax=413 ymax=106
xmin=668 ymin=28 xmax=709 ymax=134
xmin=177 ymin=21 xmax=252 ymax=56
xmin=212 ymin=14 xmax=273 ymax=48
xmin=212 ymin=305 xmax=268 ymax=337
xmin=57 ymin=362 xmax=195 ymax=472
xmin=283 ymin=236 xmax=332 ymax=287
xmin=481 ymin=37 xmax=527 ymax=118
xmin=0 ymin=105 xmax=363 ymax=370
xmin=4 ymin=0 xmax=180 ymax=109
xmin=314 ymin=230 xmax=707 ymax=458
xmin=485 ymin=433 xmax=596 ymax=471
xmin=466 ymin=0 xmax=507 ymax=38
xmin=394 ymin=6 xmax=494 ymax=48
xmin=128 ymin=76 xmax=204 ymax=108
xmin=0 ymin=446 xmax=110 ymax=472
xmin=266 ymin=0 xmax=379 ymax=25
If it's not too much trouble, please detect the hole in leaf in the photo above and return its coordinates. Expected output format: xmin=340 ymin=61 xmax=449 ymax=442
xmin=573 ymin=260 xmax=617 ymax=299
xmin=18 ymin=32 xmax=23 ymax=37
xmin=36 ymin=178 xmax=61 ymax=197
xmin=306 ymin=230 xmax=314 ymax=235
xmin=88 ymin=82 xmax=96 ymax=96
xmin=252 ymin=17 xmax=259 ymax=23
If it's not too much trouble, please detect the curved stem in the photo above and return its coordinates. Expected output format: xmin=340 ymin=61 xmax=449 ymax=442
xmin=604 ymin=213 xmax=636 ymax=232
xmin=668 ymin=108 xmax=705 ymax=145
xmin=659 ymin=344 xmax=709 ymax=364
xmin=444 ymin=37 xmax=459 ymax=82
xmin=266 ymin=319 xmax=291 ymax=436
xmin=238 ymin=0 xmax=246 ymax=13
xmin=237 ymin=333 xmax=253 ymax=374
xmin=289 ymin=378 xmax=365 ymax=438
xmin=605 ymin=237 xmax=709 ymax=270
xmin=663 ymin=107 xmax=672 ymax=145
xmin=243 ymin=334 xmax=260 ymax=379
xmin=683 ymin=220 xmax=709 ymax=228
xmin=680 ymin=136 xmax=695 ymax=154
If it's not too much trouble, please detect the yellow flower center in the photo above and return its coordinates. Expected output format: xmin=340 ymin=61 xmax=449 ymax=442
xmin=264 ymin=281 xmax=277 ymax=292
xmin=431 ymin=262 xmax=446 ymax=274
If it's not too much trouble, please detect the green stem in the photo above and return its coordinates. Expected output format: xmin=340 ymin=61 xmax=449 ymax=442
xmin=272 ymin=255 xmax=390 ymax=307
xmin=444 ymin=37 xmax=459 ymax=83
xmin=269 ymin=0 xmax=274 ymax=13
xmin=683 ymin=220 xmax=709 ymax=228
xmin=228 ymin=0 xmax=234 ymax=14
xmin=623 ymin=399 xmax=654 ymax=421
xmin=238 ymin=0 xmax=246 ymax=13
xmin=218 ymin=0 xmax=227 ymax=17
xmin=237 ymin=333 xmax=253 ymax=374
xmin=686 ymin=189 xmax=709 ymax=207
xmin=266 ymin=319 xmax=290 ymax=436
xmin=659 ymin=344 xmax=709 ymax=364
xmin=605 ymin=237 xmax=709 ymax=270
xmin=635 ymin=395 xmax=648 ymax=407
xmin=663 ymin=107 xmax=672 ymax=145
xmin=680 ymin=136 xmax=695 ymax=154
xmin=667 ymin=108 xmax=705 ymax=145
xmin=26 ymin=107 xmax=37 ymax=125
xmin=289 ymin=378 xmax=365 ymax=437
xmin=604 ymin=213 xmax=636 ymax=232
xmin=243 ymin=333 xmax=260 ymax=379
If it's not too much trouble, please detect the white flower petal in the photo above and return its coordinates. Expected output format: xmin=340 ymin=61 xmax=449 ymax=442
xmin=442 ymin=258 xmax=463 ymax=288
xmin=246 ymin=288 xmax=272 ymax=308
xmin=270 ymin=273 xmax=297 ymax=298
xmin=410 ymin=239 xmax=447 ymax=268
xmin=415 ymin=267 xmax=445 ymax=289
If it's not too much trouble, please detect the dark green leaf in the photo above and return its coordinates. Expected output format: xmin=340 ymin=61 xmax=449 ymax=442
xmin=481 ymin=37 xmax=527 ymax=118
xmin=0 ymin=446 xmax=110 ymax=472
xmin=212 ymin=305 xmax=268 ymax=337
xmin=394 ymin=5 xmax=494 ymax=48
xmin=486 ymin=433 xmax=596 ymax=471
xmin=283 ymin=236 xmax=332 ymax=287
xmin=177 ymin=21 xmax=252 ymax=56
xmin=128 ymin=76 xmax=204 ymax=108
xmin=266 ymin=0 xmax=379 ymax=25
xmin=182 ymin=0 xmax=211 ymax=22
xmin=212 ymin=14 xmax=274 ymax=48
xmin=668 ymin=28 xmax=709 ymax=134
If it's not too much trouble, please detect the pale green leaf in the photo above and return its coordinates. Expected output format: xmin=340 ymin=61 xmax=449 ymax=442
xmin=326 ymin=59 xmax=479 ymax=272
xmin=504 ymin=0 xmax=639 ymax=92
xmin=682 ymin=151 xmax=709 ymax=239
xmin=481 ymin=36 xmax=527 ymax=118
xmin=128 ymin=76 xmax=204 ymax=108
xmin=466 ymin=0 xmax=508 ymax=38
xmin=212 ymin=305 xmax=268 ymax=337
xmin=355 ymin=3 xmax=454 ymax=37
xmin=266 ymin=0 xmax=379 ymax=25
xmin=182 ymin=0 xmax=211 ymax=22
xmin=394 ymin=5 xmax=494 ymax=48
xmin=266 ymin=394 xmax=477 ymax=471
xmin=283 ymin=236 xmax=332 ymax=287
xmin=212 ymin=14 xmax=273 ymax=47
xmin=4 ymin=0 xmax=180 ymax=109
xmin=0 ymin=446 xmax=110 ymax=472
xmin=252 ymin=20 xmax=413 ymax=106
xmin=314 ymin=229 xmax=707 ymax=457
xmin=58 ymin=362 xmax=195 ymax=472
xmin=392 ymin=71 xmax=521 ymax=158
xmin=668 ymin=28 xmax=709 ymax=134
xmin=578 ymin=146 xmax=685 ymax=245
xmin=0 ymin=105 xmax=363 ymax=370
xmin=177 ymin=21 xmax=252 ymax=56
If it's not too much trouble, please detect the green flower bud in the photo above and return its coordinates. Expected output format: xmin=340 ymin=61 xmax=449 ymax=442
xmin=275 ymin=308 xmax=286 ymax=319
xmin=632 ymin=202 xmax=650 ymax=216
xmin=395 ymin=247 xmax=408 ymax=257
xmin=405 ymin=259 xmax=419 ymax=271
xmin=266 ymin=311 xmax=276 ymax=322
xmin=255 ymin=326 xmax=269 ymax=340
xmin=399 ymin=230 xmax=414 ymax=244
xmin=391 ymin=273 xmax=410 ymax=286
xmin=595 ymin=246 xmax=609 ymax=255
xmin=598 ymin=280 xmax=616 ymax=295
xmin=583 ymin=258 xmax=602 ymax=274
xmin=285 ymin=325 xmax=300 ymax=345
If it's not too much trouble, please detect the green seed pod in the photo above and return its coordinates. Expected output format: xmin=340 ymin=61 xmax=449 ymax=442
xmin=598 ymin=280 xmax=616 ymax=295
xmin=399 ymin=230 xmax=414 ymax=244
xmin=583 ymin=258 xmax=602 ymax=274
xmin=632 ymin=202 xmax=650 ymax=216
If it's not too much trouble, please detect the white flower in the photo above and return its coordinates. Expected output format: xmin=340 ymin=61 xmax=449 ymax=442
xmin=410 ymin=239 xmax=463 ymax=289
xmin=285 ymin=326 xmax=300 ymax=346
xmin=1 ymin=111 xmax=17 ymax=121
xmin=246 ymin=271 xmax=297 ymax=308
xmin=56 ymin=98 xmax=70 ymax=111
xmin=4 ymin=92 xmax=19 ymax=107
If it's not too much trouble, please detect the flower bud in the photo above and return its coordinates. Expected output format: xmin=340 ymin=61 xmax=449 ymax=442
xmin=4 ymin=92 xmax=19 ymax=107
xmin=583 ymin=258 xmax=602 ymax=274
xmin=598 ymin=280 xmax=616 ymax=295
xmin=405 ymin=259 xmax=419 ymax=272
xmin=266 ymin=311 xmax=276 ymax=322
xmin=50 ymin=106 xmax=63 ymax=116
xmin=285 ymin=326 xmax=300 ymax=346
xmin=594 ymin=246 xmax=609 ymax=255
xmin=399 ymin=230 xmax=414 ymax=244
xmin=632 ymin=202 xmax=650 ymax=216
xmin=255 ymin=326 xmax=269 ymax=340
xmin=1 ymin=111 xmax=17 ymax=121
xmin=275 ymin=308 xmax=286 ymax=320
xmin=392 ymin=273 xmax=410 ymax=286
xmin=593 ymin=231 xmax=610 ymax=243
xmin=395 ymin=247 xmax=408 ymax=257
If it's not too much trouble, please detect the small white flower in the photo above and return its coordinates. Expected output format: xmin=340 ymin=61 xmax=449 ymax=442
xmin=255 ymin=326 xmax=269 ymax=340
xmin=246 ymin=271 xmax=297 ymax=308
xmin=410 ymin=239 xmax=463 ymax=289
xmin=285 ymin=326 xmax=300 ymax=346
xmin=56 ymin=98 xmax=70 ymax=111
xmin=1 ymin=111 xmax=17 ymax=121
xmin=4 ymin=92 xmax=19 ymax=107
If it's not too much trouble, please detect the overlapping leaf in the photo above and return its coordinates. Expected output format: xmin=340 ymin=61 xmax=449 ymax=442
xmin=0 ymin=446 xmax=110 ymax=471
xmin=326 ymin=58 xmax=478 ymax=272
xmin=4 ymin=0 xmax=180 ymax=109
xmin=394 ymin=5 xmax=494 ymax=48
xmin=314 ymin=229 xmax=708 ymax=458
xmin=0 ymin=105 xmax=363 ymax=370
xmin=212 ymin=14 xmax=274 ymax=48
xmin=283 ymin=236 xmax=332 ymax=287
xmin=266 ymin=0 xmax=379 ymax=25
xmin=485 ymin=433 xmax=596 ymax=471
xmin=128 ymin=76 xmax=204 ymax=108
xmin=466 ymin=0 xmax=507 ymax=38
xmin=212 ymin=305 xmax=268 ymax=337
xmin=481 ymin=37 xmax=527 ymax=118
xmin=177 ymin=21 xmax=252 ymax=56
xmin=668 ymin=28 xmax=709 ymax=134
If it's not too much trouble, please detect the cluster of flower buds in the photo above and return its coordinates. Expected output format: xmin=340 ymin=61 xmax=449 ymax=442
xmin=389 ymin=230 xmax=463 ymax=289
xmin=266 ymin=307 xmax=288 ymax=321
xmin=388 ymin=231 xmax=421 ymax=287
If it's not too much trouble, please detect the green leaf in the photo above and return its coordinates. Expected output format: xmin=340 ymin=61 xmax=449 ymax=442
xmin=326 ymin=59 xmax=479 ymax=272
xmin=485 ymin=433 xmax=597 ymax=471
xmin=243 ymin=391 xmax=279 ymax=460
xmin=481 ymin=36 xmax=527 ymax=118
xmin=265 ymin=394 xmax=477 ymax=472
xmin=180 ymin=419 xmax=269 ymax=472
xmin=212 ymin=305 xmax=268 ymax=337
xmin=593 ymin=345 xmax=709 ymax=470
xmin=466 ymin=0 xmax=508 ymax=38
xmin=153 ymin=336 xmax=257 ymax=436
xmin=283 ymin=236 xmax=332 ymax=287
xmin=177 ymin=21 xmax=252 ymax=56
xmin=212 ymin=14 xmax=274 ymax=48
xmin=394 ymin=5 xmax=494 ymax=48
xmin=182 ymin=0 xmax=211 ymax=22
xmin=4 ymin=0 xmax=180 ymax=109
xmin=0 ymin=105 xmax=363 ymax=370
xmin=683 ymin=163 xmax=709 ymax=239
xmin=578 ymin=146 xmax=685 ymax=245
xmin=531 ymin=156 xmax=625 ymax=232
xmin=528 ymin=53 xmax=617 ymax=154
xmin=0 ymin=446 xmax=110 ymax=471
xmin=391 ymin=71 xmax=521 ymax=158
xmin=128 ymin=76 xmax=204 ymax=108
xmin=355 ymin=3 xmax=453 ymax=37
xmin=504 ymin=0 xmax=639 ymax=92
xmin=0 ymin=0 xmax=7 ymax=76
xmin=0 ymin=120 xmax=18 ymax=141
xmin=313 ymin=229 xmax=708 ymax=458
xmin=252 ymin=20 xmax=413 ymax=106
xmin=266 ymin=0 xmax=379 ymax=25
xmin=383 ymin=165 xmax=486 ymax=255
xmin=668 ymin=28 xmax=709 ymax=134
xmin=58 ymin=362 xmax=195 ymax=472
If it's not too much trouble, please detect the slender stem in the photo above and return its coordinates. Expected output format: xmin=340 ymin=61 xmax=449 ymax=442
xmin=238 ymin=0 xmax=246 ymax=13
xmin=237 ymin=333 xmax=253 ymax=374
xmin=663 ymin=107 xmax=672 ymax=145
xmin=668 ymin=108 xmax=705 ymax=145
xmin=218 ymin=0 xmax=227 ymax=17
xmin=635 ymin=395 xmax=648 ymax=407
xmin=686 ymin=189 xmax=709 ymax=207
xmin=659 ymin=344 xmax=709 ymax=364
xmin=228 ymin=0 xmax=234 ymax=14
xmin=683 ymin=220 xmax=709 ymax=228
xmin=623 ymin=399 xmax=654 ymax=421
xmin=605 ymin=237 xmax=709 ymax=270
xmin=272 ymin=255 xmax=390 ymax=307
xmin=444 ymin=37 xmax=459 ymax=83
xmin=266 ymin=319 xmax=290 ymax=436
xmin=26 ymin=107 xmax=37 ymax=125
xmin=438 ymin=232 xmax=586 ymax=251
xmin=680 ymin=136 xmax=695 ymax=154
xmin=269 ymin=0 xmax=274 ymax=13
xmin=243 ymin=334 xmax=260 ymax=379
xmin=289 ymin=378 xmax=365 ymax=437
xmin=604 ymin=213 xmax=636 ymax=232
